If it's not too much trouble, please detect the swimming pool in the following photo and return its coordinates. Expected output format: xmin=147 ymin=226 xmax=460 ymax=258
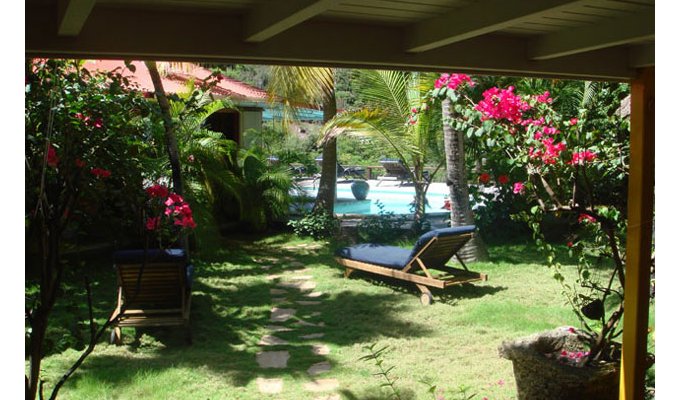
xmin=296 ymin=182 xmax=450 ymax=215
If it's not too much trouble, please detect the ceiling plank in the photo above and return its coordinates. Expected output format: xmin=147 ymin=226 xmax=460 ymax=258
xmin=528 ymin=9 xmax=654 ymax=60
xmin=57 ymin=0 xmax=96 ymax=36
xmin=405 ymin=0 xmax=586 ymax=53
xmin=245 ymin=0 xmax=342 ymax=42
xmin=26 ymin=5 xmax=636 ymax=81
xmin=629 ymin=44 xmax=654 ymax=69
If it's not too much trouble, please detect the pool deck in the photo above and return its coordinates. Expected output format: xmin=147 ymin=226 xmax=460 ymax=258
xmin=296 ymin=178 xmax=450 ymax=194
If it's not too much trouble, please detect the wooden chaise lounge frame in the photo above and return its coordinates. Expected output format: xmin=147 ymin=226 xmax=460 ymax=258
xmin=336 ymin=231 xmax=488 ymax=305
xmin=109 ymin=254 xmax=191 ymax=344
xmin=377 ymin=159 xmax=411 ymax=186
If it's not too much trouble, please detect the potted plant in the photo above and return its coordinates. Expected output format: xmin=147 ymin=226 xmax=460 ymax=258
xmin=438 ymin=74 xmax=652 ymax=399
xmin=351 ymin=179 xmax=370 ymax=200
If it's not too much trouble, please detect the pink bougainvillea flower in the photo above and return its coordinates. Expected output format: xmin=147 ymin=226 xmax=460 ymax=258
xmin=145 ymin=216 xmax=160 ymax=231
xmin=567 ymin=241 xmax=574 ymax=248
xmin=568 ymin=327 xmax=576 ymax=333
xmin=92 ymin=118 xmax=104 ymax=129
xmin=442 ymin=199 xmax=451 ymax=210
xmin=561 ymin=350 xmax=568 ymax=357
xmin=479 ymin=173 xmax=491 ymax=184
xmin=476 ymin=86 xmax=531 ymax=124
xmin=164 ymin=193 xmax=184 ymax=207
xmin=434 ymin=73 xmax=473 ymax=90
xmin=497 ymin=175 xmax=509 ymax=185
xmin=513 ymin=182 xmax=525 ymax=194
xmin=46 ymin=145 xmax=59 ymax=168
xmin=411 ymin=107 xmax=418 ymax=114
xmin=569 ymin=150 xmax=597 ymax=165
xmin=535 ymin=91 xmax=553 ymax=104
xmin=570 ymin=118 xmax=579 ymax=126
xmin=578 ymin=213 xmax=596 ymax=223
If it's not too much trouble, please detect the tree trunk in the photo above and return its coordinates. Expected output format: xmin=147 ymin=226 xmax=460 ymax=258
xmin=442 ymin=98 xmax=489 ymax=261
xmin=145 ymin=61 xmax=184 ymax=196
xmin=312 ymin=80 xmax=338 ymax=215
xmin=413 ymin=180 xmax=427 ymax=231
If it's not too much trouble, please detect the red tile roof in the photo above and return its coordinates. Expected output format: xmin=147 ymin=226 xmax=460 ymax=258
xmin=81 ymin=60 xmax=268 ymax=101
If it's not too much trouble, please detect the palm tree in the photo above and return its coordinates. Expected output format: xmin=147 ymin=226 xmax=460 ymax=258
xmin=322 ymin=70 xmax=444 ymax=230
xmin=267 ymin=66 xmax=337 ymax=215
xmin=441 ymin=96 xmax=489 ymax=261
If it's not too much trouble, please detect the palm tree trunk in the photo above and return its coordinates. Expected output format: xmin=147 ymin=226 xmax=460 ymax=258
xmin=442 ymin=98 xmax=489 ymax=261
xmin=145 ymin=61 xmax=184 ymax=196
xmin=312 ymin=83 xmax=338 ymax=215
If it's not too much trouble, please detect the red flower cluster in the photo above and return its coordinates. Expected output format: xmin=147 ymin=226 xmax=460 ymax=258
xmin=568 ymin=150 xmax=597 ymax=166
xmin=475 ymin=86 xmax=531 ymax=124
xmin=47 ymin=145 xmax=59 ymax=168
xmin=434 ymin=73 xmax=474 ymax=90
xmin=513 ymin=182 xmax=525 ymax=194
xmin=497 ymin=175 xmax=509 ymax=185
xmin=75 ymin=158 xmax=86 ymax=168
xmin=146 ymin=184 xmax=169 ymax=199
xmin=479 ymin=173 xmax=491 ymax=184
xmin=90 ymin=167 xmax=111 ymax=178
xmin=164 ymin=193 xmax=197 ymax=229
xmin=534 ymin=91 xmax=553 ymax=104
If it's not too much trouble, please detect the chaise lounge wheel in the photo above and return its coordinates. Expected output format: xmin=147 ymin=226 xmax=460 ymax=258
xmin=420 ymin=292 xmax=433 ymax=306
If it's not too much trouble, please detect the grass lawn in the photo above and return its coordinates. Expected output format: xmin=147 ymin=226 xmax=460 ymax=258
xmin=32 ymin=230 xmax=653 ymax=400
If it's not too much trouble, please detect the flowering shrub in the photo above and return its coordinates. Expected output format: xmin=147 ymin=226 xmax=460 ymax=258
xmin=431 ymin=72 xmax=632 ymax=365
xmin=144 ymin=184 xmax=197 ymax=247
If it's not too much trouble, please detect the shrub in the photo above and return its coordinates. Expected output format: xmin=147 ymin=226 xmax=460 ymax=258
xmin=357 ymin=200 xmax=408 ymax=242
xmin=288 ymin=210 xmax=340 ymax=239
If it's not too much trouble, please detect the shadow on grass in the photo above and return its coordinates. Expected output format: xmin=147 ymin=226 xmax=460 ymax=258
xmin=347 ymin=270 xmax=506 ymax=307
xmin=56 ymin=239 xmax=436 ymax=392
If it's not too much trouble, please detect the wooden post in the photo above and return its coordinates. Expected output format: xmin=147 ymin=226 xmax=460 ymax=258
xmin=619 ymin=67 xmax=654 ymax=400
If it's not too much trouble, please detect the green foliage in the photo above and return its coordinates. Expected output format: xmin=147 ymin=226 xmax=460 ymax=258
xmin=357 ymin=201 xmax=408 ymax=242
xmin=288 ymin=210 xmax=340 ymax=239
xmin=360 ymin=344 xmax=403 ymax=400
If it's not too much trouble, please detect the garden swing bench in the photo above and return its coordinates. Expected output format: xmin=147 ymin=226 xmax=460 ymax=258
xmin=335 ymin=225 xmax=487 ymax=305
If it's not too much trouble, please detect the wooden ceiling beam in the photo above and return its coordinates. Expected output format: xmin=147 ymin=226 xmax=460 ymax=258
xmin=57 ymin=0 xmax=96 ymax=36
xmin=629 ymin=44 xmax=654 ymax=69
xmin=405 ymin=0 xmax=585 ymax=53
xmin=245 ymin=0 xmax=341 ymax=43
xmin=528 ymin=9 xmax=654 ymax=61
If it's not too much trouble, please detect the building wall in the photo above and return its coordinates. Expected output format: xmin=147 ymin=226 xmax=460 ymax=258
xmin=239 ymin=109 xmax=262 ymax=135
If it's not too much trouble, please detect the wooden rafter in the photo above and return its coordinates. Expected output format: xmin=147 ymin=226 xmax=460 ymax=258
xmin=528 ymin=9 xmax=654 ymax=60
xmin=245 ymin=0 xmax=341 ymax=43
xmin=405 ymin=0 xmax=586 ymax=53
xmin=57 ymin=0 xmax=96 ymax=36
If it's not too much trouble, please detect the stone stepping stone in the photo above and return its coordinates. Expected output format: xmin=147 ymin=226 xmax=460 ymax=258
xmin=256 ymin=351 xmax=290 ymax=368
xmin=303 ymin=378 xmax=339 ymax=392
xmin=256 ymin=377 xmax=283 ymax=394
xmin=305 ymin=291 xmax=324 ymax=298
xmin=283 ymin=256 xmax=295 ymax=262
xmin=266 ymin=274 xmax=283 ymax=281
xmin=296 ymin=301 xmax=321 ymax=306
xmin=289 ymin=261 xmax=305 ymax=267
xmin=272 ymin=297 xmax=288 ymax=303
xmin=293 ymin=267 xmax=311 ymax=273
xmin=289 ymin=275 xmax=313 ymax=281
xmin=307 ymin=361 xmax=332 ymax=376
xmin=265 ymin=325 xmax=293 ymax=333
xmin=300 ymin=333 xmax=325 ymax=340
xmin=261 ymin=265 xmax=272 ymax=271
xmin=277 ymin=281 xmax=317 ymax=291
xmin=270 ymin=307 xmax=296 ymax=322
xmin=270 ymin=288 xmax=288 ymax=295
xmin=258 ymin=334 xmax=289 ymax=346
xmin=314 ymin=395 xmax=340 ymax=400
xmin=311 ymin=344 xmax=330 ymax=355
xmin=295 ymin=320 xmax=325 ymax=328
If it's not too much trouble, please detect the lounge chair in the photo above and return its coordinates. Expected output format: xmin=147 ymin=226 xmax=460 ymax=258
xmin=377 ymin=158 xmax=411 ymax=186
xmin=109 ymin=248 xmax=193 ymax=344
xmin=314 ymin=155 xmax=366 ymax=180
xmin=335 ymin=225 xmax=487 ymax=305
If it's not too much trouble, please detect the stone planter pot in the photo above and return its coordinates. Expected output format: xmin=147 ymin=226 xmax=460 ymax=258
xmin=351 ymin=180 xmax=370 ymax=200
xmin=499 ymin=327 xmax=619 ymax=400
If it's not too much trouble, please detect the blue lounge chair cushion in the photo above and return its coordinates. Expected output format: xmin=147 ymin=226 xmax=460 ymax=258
xmin=408 ymin=225 xmax=476 ymax=260
xmin=335 ymin=244 xmax=412 ymax=270
xmin=113 ymin=248 xmax=187 ymax=264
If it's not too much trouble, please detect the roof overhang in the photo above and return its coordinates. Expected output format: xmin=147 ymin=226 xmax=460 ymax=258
xmin=26 ymin=0 xmax=654 ymax=81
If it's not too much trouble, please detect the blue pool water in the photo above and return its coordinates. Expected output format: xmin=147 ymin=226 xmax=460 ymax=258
xmin=297 ymin=183 xmax=449 ymax=215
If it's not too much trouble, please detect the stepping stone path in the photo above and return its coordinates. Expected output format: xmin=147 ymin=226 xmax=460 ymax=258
xmin=254 ymin=256 xmax=340 ymax=396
